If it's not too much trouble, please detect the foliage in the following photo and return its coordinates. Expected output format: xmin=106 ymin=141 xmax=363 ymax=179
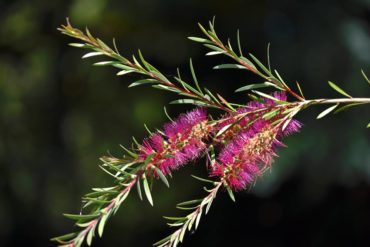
xmin=52 ymin=19 xmax=370 ymax=247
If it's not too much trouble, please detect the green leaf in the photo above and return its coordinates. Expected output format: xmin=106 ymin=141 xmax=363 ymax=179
xmin=215 ymin=123 xmax=232 ymax=137
xmin=328 ymin=81 xmax=351 ymax=98
xmin=128 ymin=79 xmax=158 ymax=87
xmin=93 ymin=61 xmax=116 ymax=66
xmin=188 ymin=37 xmax=210 ymax=43
xmin=51 ymin=232 xmax=77 ymax=244
xmin=191 ymin=175 xmax=215 ymax=184
xmin=119 ymin=145 xmax=138 ymax=159
xmin=113 ymin=64 xmax=134 ymax=70
xmin=138 ymin=49 xmax=151 ymax=71
xmin=86 ymin=227 xmax=94 ymax=246
xmin=296 ymin=81 xmax=305 ymax=99
xmin=163 ymin=106 xmax=174 ymax=122
xmin=334 ymin=103 xmax=366 ymax=114
xmin=205 ymin=198 xmax=214 ymax=215
xmin=203 ymin=44 xmax=225 ymax=53
xmin=69 ymin=43 xmax=86 ymax=48
xmin=252 ymin=90 xmax=286 ymax=103
xmin=204 ymin=88 xmax=220 ymax=104
xmin=152 ymin=84 xmax=179 ymax=93
xmin=249 ymin=53 xmax=271 ymax=75
xmin=195 ymin=209 xmax=202 ymax=229
xmin=189 ymin=59 xmax=203 ymax=95
xmin=213 ymin=64 xmax=245 ymax=70
xmin=82 ymin=51 xmax=104 ymax=59
xmin=98 ymin=213 xmax=109 ymax=237
xmin=361 ymin=69 xmax=370 ymax=85
xmin=64 ymin=213 xmax=99 ymax=222
xmin=153 ymin=235 xmax=171 ymax=246
xmin=143 ymin=153 xmax=155 ymax=166
xmin=317 ymin=104 xmax=338 ymax=119
xmin=206 ymin=51 xmax=225 ymax=56
xmin=274 ymin=70 xmax=288 ymax=88
xmin=262 ymin=109 xmax=280 ymax=120
xmin=217 ymin=94 xmax=236 ymax=111
xmin=240 ymin=56 xmax=257 ymax=70
xmin=136 ymin=178 xmax=143 ymax=200
xmin=177 ymin=199 xmax=202 ymax=207
xmin=170 ymin=99 xmax=209 ymax=107
xmin=176 ymin=205 xmax=199 ymax=211
xmin=226 ymin=187 xmax=235 ymax=202
xmin=116 ymin=70 xmax=134 ymax=76
xmin=155 ymin=167 xmax=170 ymax=188
xmin=174 ymin=76 xmax=204 ymax=97
xmin=142 ymin=174 xmax=153 ymax=206
xmin=236 ymin=29 xmax=243 ymax=56
xmin=267 ymin=43 xmax=271 ymax=72
xmin=235 ymin=82 xmax=277 ymax=92
xmin=163 ymin=216 xmax=187 ymax=221
xmin=367 ymin=122 xmax=370 ymax=128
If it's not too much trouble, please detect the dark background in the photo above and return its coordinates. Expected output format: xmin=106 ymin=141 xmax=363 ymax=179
xmin=1 ymin=0 xmax=370 ymax=246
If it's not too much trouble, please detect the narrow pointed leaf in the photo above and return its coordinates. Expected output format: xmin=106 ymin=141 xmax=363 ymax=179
xmin=195 ymin=209 xmax=202 ymax=229
xmin=142 ymin=174 xmax=153 ymax=206
xmin=240 ymin=56 xmax=257 ymax=70
xmin=252 ymin=90 xmax=286 ymax=103
xmin=155 ymin=167 xmax=170 ymax=188
xmin=236 ymin=29 xmax=243 ymax=56
xmin=361 ymin=69 xmax=370 ymax=85
xmin=226 ymin=187 xmax=235 ymax=202
xmin=69 ymin=43 xmax=86 ymax=48
xmin=170 ymin=99 xmax=210 ymax=107
xmin=63 ymin=213 xmax=99 ymax=221
xmin=215 ymin=123 xmax=232 ymax=137
xmin=191 ymin=175 xmax=214 ymax=184
xmin=296 ymin=81 xmax=305 ymax=99
xmin=82 ymin=52 xmax=104 ymax=58
xmin=203 ymin=44 xmax=225 ymax=53
xmin=116 ymin=70 xmax=134 ymax=76
xmin=143 ymin=153 xmax=155 ymax=166
xmin=235 ymin=82 xmax=278 ymax=92
xmin=51 ymin=232 xmax=77 ymax=244
xmin=187 ymin=37 xmax=210 ymax=43
xmin=86 ymin=228 xmax=94 ymax=246
xmin=317 ymin=104 xmax=338 ymax=119
xmin=213 ymin=64 xmax=245 ymax=70
xmin=334 ymin=103 xmax=365 ymax=114
xmin=98 ymin=213 xmax=109 ymax=237
xmin=128 ymin=79 xmax=158 ymax=87
xmin=249 ymin=53 xmax=270 ymax=75
xmin=206 ymin=51 xmax=225 ymax=56
xmin=328 ymin=81 xmax=351 ymax=98
xmin=177 ymin=199 xmax=202 ymax=207
xmin=189 ymin=59 xmax=203 ymax=95
xmin=119 ymin=145 xmax=138 ymax=159
xmin=136 ymin=178 xmax=143 ymax=200
xmin=93 ymin=61 xmax=116 ymax=66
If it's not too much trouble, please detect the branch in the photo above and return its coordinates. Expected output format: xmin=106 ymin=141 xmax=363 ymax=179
xmin=58 ymin=19 xmax=234 ymax=113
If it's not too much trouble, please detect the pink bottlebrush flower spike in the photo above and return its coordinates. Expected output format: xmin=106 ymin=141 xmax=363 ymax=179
xmin=212 ymin=120 xmax=301 ymax=191
xmin=139 ymin=108 xmax=211 ymax=175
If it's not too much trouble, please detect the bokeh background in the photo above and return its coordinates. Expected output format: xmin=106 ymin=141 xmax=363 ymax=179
xmin=1 ymin=0 xmax=370 ymax=246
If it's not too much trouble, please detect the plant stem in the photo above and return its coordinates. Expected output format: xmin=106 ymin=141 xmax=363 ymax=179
xmin=154 ymin=180 xmax=223 ymax=247
xmin=308 ymin=98 xmax=370 ymax=105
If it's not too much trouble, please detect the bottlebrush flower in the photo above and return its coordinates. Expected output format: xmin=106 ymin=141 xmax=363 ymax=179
xmin=212 ymin=117 xmax=301 ymax=191
xmin=216 ymin=91 xmax=300 ymax=143
xmin=139 ymin=108 xmax=212 ymax=175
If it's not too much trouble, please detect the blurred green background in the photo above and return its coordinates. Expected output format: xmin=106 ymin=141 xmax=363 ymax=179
xmin=0 ymin=0 xmax=370 ymax=246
